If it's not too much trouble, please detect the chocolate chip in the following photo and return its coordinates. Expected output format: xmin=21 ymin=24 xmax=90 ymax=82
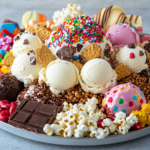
xmin=32 ymin=32 xmax=36 ymax=35
xmin=29 ymin=50 xmax=35 ymax=54
xmin=144 ymin=42 xmax=150 ymax=53
xmin=30 ymin=57 xmax=36 ymax=65
xmin=23 ymin=39 xmax=29 ymax=45
xmin=77 ymin=44 xmax=83 ymax=52
xmin=71 ymin=30 xmax=77 ymax=35
xmin=14 ymin=35 xmax=20 ymax=41
xmin=27 ymin=52 xmax=30 ymax=55
xmin=128 ymin=43 xmax=136 ymax=48
xmin=79 ymin=55 xmax=87 ymax=64
xmin=56 ymin=46 xmax=76 ymax=61
xmin=139 ymin=51 xmax=144 ymax=56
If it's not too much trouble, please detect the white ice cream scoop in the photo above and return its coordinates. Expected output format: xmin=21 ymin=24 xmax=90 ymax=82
xmin=116 ymin=43 xmax=148 ymax=73
xmin=79 ymin=58 xmax=117 ymax=94
xmin=13 ymin=32 xmax=42 ymax=57
xmin=11 ymin=51 xmax=42 ymax=86
xmin=39 ymin=59 xmax=79 ymax=95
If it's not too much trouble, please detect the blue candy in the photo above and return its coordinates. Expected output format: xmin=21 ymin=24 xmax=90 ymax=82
xmin=0 ymin=49 xmax=5 ymax=57
xmin=72 ymin=55 xmax=79 ymax=60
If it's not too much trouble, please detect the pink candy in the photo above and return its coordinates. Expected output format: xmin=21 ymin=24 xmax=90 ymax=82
xmin=0 ymin=36 xmax=13 ymax=52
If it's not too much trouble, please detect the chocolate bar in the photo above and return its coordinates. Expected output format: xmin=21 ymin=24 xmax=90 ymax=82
xmin=8 ymin=99 xmax=63 ymax=133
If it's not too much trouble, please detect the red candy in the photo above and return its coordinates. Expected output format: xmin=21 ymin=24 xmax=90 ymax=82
xmin=0 ymin=100 xmax=17 ymax=122
xmin=131 ymin=122 xmax=142 ymax=130
xmin=9 ymin=103 xmax=16 ymax=116
xmin=0 ymin=110 xmax=9 ymax=121
xmin=97 ymin=119 xmax=104 ymax=128
xmin=130 ymin=53 xmax=135 ymax=59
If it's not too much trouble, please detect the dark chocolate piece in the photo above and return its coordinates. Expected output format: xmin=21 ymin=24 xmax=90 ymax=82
xmin=144 ymin=41 xmax=150 ymax=53
xmin=139 ymin=51 xmax=144 ymax=56
xmin=77 ymin=28 xmax=82 ymax=33
xmin=145 ymin=52 xmax=149 ymax=64
xmin=30 ymin=57 xmax=36 ymax=65
xmin=79 ymin=55 xmax=87 ymax=64
xmin=14 ymin=35 xmax=20 ymax=41
xmin=128 ymin=43 xmax=136 ymax=49
xmin=23 ymin=39 xmax=29 ymax=45
xmin=0 ymin=73 xmax=23 ymax=102
xmin=8 ymin=99 xmax=63 ymax=133
xmin=71 ymin=30 xmax=77 ymax=35
xmin=77 ymin=44 xmax=83 ymax=52
xmin=56 ymin=46 xmax=76 ymax=61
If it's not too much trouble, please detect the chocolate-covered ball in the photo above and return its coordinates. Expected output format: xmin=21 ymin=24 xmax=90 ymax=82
xmin=0 ymin=73 xmax=23 ymax=102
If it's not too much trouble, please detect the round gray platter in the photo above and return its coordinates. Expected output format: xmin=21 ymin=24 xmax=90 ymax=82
xmin=0 ymin=121 xmax=150 ymax=146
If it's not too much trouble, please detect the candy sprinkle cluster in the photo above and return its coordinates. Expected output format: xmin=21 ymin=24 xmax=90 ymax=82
xmin=47 ymin=16 xmax=105 ymax=48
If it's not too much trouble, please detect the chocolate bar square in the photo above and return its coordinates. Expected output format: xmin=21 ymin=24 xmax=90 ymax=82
xmin=8 ymin=99 xmax=63 ymax=133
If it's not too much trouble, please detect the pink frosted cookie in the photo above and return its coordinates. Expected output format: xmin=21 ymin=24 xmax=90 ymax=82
xmin=102 ymin=82 xmax=145 ymax=116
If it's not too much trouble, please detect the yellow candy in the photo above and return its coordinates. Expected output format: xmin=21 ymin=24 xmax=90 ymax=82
xmin=102 ymin=100 xmax=105 ymax=105
xmin=1 ymin=66 xmax=10 ymax=74
xmin=137 ymin=96 xmax=140 ymax=101
xmin=0 ymin=62 xmax=2 ymax=67
xmin=120 ymin=88 xmax=124 ymax=91
xmin=134 ymin=90 xmax=136 ymax=95
xmin=126 ymin=86 xmax=130 ymax=89
xmin=9 ymin=49 xmax=13 ymax=54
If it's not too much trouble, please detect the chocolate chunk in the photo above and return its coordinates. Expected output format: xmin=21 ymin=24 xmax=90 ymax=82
xmin=145 ymin=52 xmax=149 ymax=64
xmin=8 ymin=99 xmax=63 ymax=133
xmin=0 ymin=73 xmax=23 ymax=102
xmin=77 ymin=44 xmax=83 ymax=52
xmin=56 ymin=46 xmax=76 ymax=61
xmin=29 ymin=50 xmax=35 ymax=54
xmin=128 ymin=43 xmax=136 ymax=49
xmin=71 ymin=30 xmax=77 ymax=35
xmin=79 ymin=55 xmax=87 ymax=64
xmin=14 ymin=35 xmax=20 ymax=41
xmin=139 ymin=51 xmax=144 ymax=56
xmin=23 ymin=39 xmax=29 ymax=45
xmin=144 ymin=41 xmax=150 ymax=53
xmin=32 ymin=32 xmax=36 ymax=36
xmin=30 ymin=57 xmax=36 ymax=65
xmin=109 ymin=59 xmax=115 ymax=69
xmin=77 ymin=28 xmax=82 ymax=33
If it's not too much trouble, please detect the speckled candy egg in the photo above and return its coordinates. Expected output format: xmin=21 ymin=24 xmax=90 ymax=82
xmin=102 ymin=82 xmax=145 ymax=116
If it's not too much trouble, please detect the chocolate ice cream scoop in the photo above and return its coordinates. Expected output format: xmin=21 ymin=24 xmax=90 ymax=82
xmin=0 ymin=73 xmax=23 ymax=102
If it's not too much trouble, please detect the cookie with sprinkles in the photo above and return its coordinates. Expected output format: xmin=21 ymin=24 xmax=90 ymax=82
xmin=46 ymin=16 xmax=114 ymax=61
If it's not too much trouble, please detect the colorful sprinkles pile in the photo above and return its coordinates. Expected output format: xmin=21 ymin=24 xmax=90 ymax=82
xmin=47 ymin=16 xmax=105 ymax=48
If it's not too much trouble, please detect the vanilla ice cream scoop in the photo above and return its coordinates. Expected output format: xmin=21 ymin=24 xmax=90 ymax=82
xmin=79 ymin=58 xmax=117 ymax=94
xmin=116 ymin=43 xmax=148 ymax=73
xmin=11 ymin=51 xmax=42 ymax=86
xmin=39 ymin=60 xmax=79 ymax=95
xmin=13 ymin=32 xmax=42 ymax=57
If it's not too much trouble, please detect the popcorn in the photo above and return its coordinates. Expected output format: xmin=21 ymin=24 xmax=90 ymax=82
xmin=102 ymin=118 xmax=116 ymax=133
xmin=44 ymin=97 xmax=137 ymax=139
xmin=126 ymin=113 xmax=138 ymax=126
xmin=89 ymin=111 xmax=99 ymax=122
xmin=64 ymin=128 xmax=73 ymax=137
xmin=78 ymin=114 xmax=86 ymax=124
xmin=66 ymin=119 xmax=76 ymax=130
xmin=86 ymin=97 xmax=98 ymax=112
xmin=88 ymin=120 xmax=97 ymax=131
xmin=90 ymin=130 xmax=98 ymax=137
xmin=77 ymin=124 xmax=88 ymax=132
xmin=56 ymin=112 xmax=65 ymax=120
xmin=43 ymin=124 xmax=54 ymax=136
xmin=96 ymin=128 xmax=106 ymax=139
xmin=118 ymin=125 xmax=130 ymax=135
xmin=74 ymin=129 xmax=84 ymax=138
xmin=115 ymin=111 xmax=126 ymax=119
xmin=51 ymin=3 xmax=85 ymax=30
xmin=55 ymin=128 xmax=65 ymax=136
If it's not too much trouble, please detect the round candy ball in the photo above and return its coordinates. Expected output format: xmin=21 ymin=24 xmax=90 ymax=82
xmin=102 ymin=82 xmax=146 ymax=116
xmin=0 ymin=49 xmax=5 ymax=57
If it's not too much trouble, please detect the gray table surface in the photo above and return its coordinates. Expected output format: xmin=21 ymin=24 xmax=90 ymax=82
xmin=0 ymin=8 xmax=150 ymax=150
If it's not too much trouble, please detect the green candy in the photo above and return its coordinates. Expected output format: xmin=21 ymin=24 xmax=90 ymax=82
xmin=118 ymin=98 xmax=124 ymax=104
xmin=4 ymin=52 xmax=9 ymax=58
xmin=0 ymin=57 xmax=2 ymax=62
